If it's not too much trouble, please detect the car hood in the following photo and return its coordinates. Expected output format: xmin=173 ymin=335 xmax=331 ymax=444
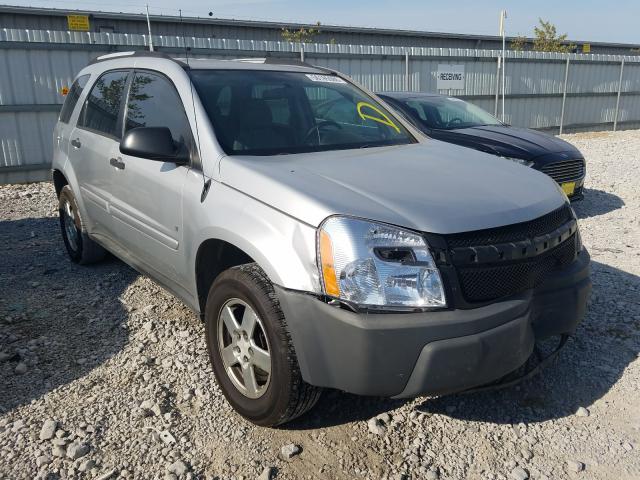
xmin=220 ymin=141 xmax=566 ymax=234
xmin=430 ymin=125 xmax=582 ymax=161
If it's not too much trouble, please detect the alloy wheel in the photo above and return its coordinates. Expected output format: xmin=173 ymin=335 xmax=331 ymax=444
xmin=62 ymin=199 xmax=79 ymax=252
xmin=217 ymin=298 xmax=271 ymax=399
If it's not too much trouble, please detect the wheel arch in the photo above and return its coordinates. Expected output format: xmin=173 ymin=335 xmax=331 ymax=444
xmin=52 ymin=169 xmax=68 ymax=198
xmin=195 ymin=238 xmax=259 ymax=315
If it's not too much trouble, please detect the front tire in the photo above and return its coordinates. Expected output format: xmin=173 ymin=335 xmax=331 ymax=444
xmin=58 ymin=185 xmax=106 ymax=265
xmin=204 ymin=263 xmax=321 ymax=426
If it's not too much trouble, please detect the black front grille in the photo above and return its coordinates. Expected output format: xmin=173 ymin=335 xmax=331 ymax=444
xmin=441 ymin=204 xmax=578 ymax=304
xmin=541 ymin=159 xmax=585 ymax=183
xmin=457 ymin=235 xmax=577 ymax=302
xmin=446 ymin=204 xmax=573 ymax=248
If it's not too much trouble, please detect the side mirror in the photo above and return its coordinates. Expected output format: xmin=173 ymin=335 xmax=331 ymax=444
xmin=120 ymin=127 xmax=189 ymax=164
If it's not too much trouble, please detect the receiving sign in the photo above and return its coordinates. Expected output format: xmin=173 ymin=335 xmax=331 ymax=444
xmin=436 ymin=64 xmax=465 ymax=90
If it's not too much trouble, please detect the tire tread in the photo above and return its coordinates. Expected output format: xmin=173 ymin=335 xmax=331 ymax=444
xmin=59 ymin=185 xmax=106 ymax=265
xmin=228 ymin=263 xmax=321 ymax=425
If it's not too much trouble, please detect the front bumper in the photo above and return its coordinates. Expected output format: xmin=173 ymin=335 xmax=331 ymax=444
xmin=276 ymin=249 xmax=591 ymax=398
xmin=569 ymin=183 xmax=584 ymax=201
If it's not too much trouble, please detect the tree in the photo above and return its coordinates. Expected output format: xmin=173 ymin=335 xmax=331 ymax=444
xmin=510 ymin=35 xmax=528 ymax=51
xmin=281 ymin=22 xmax=321 ymax=43
xmin=532 ymin=18 xmax=575 ymax=53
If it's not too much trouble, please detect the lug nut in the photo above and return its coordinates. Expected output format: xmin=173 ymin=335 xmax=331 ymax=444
xmin=248 ymin=347 xmax=254 ymax=355
xmin=243 ymin=356 xmax=249 ymax=363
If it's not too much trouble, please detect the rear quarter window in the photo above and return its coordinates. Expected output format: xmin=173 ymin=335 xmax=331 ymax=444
xmin=59 ymin=74 xmax=90 ymax=124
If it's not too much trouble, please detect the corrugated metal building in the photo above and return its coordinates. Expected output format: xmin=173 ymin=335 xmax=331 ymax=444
xmin=1 ymin=4 xmax=638 ymax=55
xmin=1 ymin=5 xmax=639 ymax=184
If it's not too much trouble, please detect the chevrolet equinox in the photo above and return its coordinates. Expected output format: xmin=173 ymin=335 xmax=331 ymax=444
xmin=51 ymin=52 xmax=591 ymax=426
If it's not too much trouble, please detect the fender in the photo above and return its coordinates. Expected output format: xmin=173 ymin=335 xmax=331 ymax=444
xmin=186 ymin=179 xmax=321 ymax=301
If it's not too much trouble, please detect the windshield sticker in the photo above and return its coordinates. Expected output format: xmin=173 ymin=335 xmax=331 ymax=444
xmin=305 ymin=74 xmax=347 ymax=84
xmin=356 ymin=102 xmax=401 ymax=133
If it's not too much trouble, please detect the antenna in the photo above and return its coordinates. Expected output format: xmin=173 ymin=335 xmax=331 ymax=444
xmin=499 ymin=9 xmax=507 ymax=122
xmin=145 ymin=4 xmax=154 ymax=52
xmin=179 ymin=9 xmax=189 ymax=66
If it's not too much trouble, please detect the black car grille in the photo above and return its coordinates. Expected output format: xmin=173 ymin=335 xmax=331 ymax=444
xmin=541 ymin=159 xmax=585 ymax=183
xmin=456 ymin=235 xmax=577 ymax=302
xmin=441 ymin=204 xmax=578 ymax=304
xmin=446 ymin=204 xmax=573 ymax=248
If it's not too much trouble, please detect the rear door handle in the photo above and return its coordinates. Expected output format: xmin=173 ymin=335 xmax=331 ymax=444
xmin=71 ymin=139 xmax=81 ymax=148
xmin=109 ymin=157 xmax=125 ymax=170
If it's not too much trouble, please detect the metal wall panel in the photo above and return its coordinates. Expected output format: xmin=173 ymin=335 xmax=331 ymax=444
xmin=508 ymin=59 xmax=567 ymax=94
xmin=0 ymin=111 xmax=57 ymax=167
xmin=618 ymin=94 xmax=640 ymax=122
xmin=623 ymin=63 xmax=640 ymax=92
xmin=1 ymin=27 xmax=639 ymax=182
xmin=0 ymin=48 xmax=106 ymax=105
xmin=569 ymin=61 xmax=622 ymax=93
xmin=565 ymin=94 xmax=619 ymax=125
xmin=309 ymin=56 xmax=406 ymax=92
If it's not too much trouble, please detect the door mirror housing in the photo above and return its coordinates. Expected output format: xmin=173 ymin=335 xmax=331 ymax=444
xmin=120 ymin=127 xmax=189 ymax=164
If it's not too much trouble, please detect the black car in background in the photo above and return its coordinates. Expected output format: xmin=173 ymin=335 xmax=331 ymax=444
xmin=378 ymin=92 xmax=586 ymax=200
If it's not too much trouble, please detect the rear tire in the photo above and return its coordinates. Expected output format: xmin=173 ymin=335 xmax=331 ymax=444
xmin=58 ymin=185 xmax=106 ymax=265
xmin=204 ymin=263 xmax=322 ymax=426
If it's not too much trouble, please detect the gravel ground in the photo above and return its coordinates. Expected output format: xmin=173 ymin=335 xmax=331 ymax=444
xmin=1 ymin=130 xmax=639 ymax=480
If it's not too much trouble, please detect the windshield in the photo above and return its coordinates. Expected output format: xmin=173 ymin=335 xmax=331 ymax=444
xmin=395 ymin=96 xmax=502 ymax=130
xmin=189 ymin=69 xmax=415 ymax=155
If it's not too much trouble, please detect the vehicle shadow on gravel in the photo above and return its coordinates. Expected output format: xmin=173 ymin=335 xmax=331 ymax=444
xmin=284 ymin=390 xmax=409 ymax=430
xmin=0 ymin=216 xmax=136 ymax=414
xmin=415 ymin=260 xmax=639 ymax=425
xmin=572 ymin=188 xmax=625 ymax=219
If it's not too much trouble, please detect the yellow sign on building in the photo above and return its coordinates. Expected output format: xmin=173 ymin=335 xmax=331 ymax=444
xmin=67 ymin=15 xmax=90 ymax=31
xmin=582 ymin=44 xmax=591 ymax=53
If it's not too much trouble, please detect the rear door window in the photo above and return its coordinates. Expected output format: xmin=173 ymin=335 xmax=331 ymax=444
xmin=59 ymin=74 xmax=90 ymax=124
xmin=79 ymin=70 xmax=129 ymax=138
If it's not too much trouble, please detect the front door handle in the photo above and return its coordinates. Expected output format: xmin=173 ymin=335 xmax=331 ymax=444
xmin=71 ymin=138 xmax=81 ymax=149
xmin=109 ymin=157 xmax=125 ymax=170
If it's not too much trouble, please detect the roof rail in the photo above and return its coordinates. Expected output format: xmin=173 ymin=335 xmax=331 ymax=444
xmin=231 ymin=57 xmax=313 ymax=67
xmin=231 ymin=56 xmax=336 ymax=75
xmin=263 ymin=56 xmax=313 ymax=67
xmin=231 ymin=58 xmax=267 ymax=63
xmin=88 ymin=50 xmax=189 ymax=68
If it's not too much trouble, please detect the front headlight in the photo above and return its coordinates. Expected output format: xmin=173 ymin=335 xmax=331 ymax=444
xmin=502 ymin=156 xmax=534 ymax=167
xmin=317 ymin=216 xmax=446 ymax=309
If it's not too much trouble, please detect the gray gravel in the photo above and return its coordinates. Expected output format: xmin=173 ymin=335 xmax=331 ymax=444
xmin=1 ymin=130 xmax=639 ymax=480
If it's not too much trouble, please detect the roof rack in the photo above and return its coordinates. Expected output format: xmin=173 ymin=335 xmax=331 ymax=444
xmin=263 ymin=57 xmax=314 ymax=67
xmin=88 ymin=50 xmax=189 ymax=68
xmin=231 ymin=57 xmax=315 ymax=67
xmin=231 ymin=56 xmax=336 ymax=74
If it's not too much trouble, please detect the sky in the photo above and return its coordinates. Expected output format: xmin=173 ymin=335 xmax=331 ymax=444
xmin=6 ymin=0 xmax=640 ymax=44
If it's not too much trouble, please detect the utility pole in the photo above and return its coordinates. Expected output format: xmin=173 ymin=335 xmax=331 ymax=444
xmin=499 ymin=9 xmax=507 ymax=122
xmin=146 ymin=4 xmax=154 ymax=52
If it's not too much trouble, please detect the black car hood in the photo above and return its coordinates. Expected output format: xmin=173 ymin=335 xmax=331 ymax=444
xmin=429 ymin=125 xmax=582 ymax=161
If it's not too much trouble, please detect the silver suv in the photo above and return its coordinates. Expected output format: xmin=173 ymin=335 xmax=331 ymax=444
xmin=52 ymin=51 xmax=591 ymax=426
